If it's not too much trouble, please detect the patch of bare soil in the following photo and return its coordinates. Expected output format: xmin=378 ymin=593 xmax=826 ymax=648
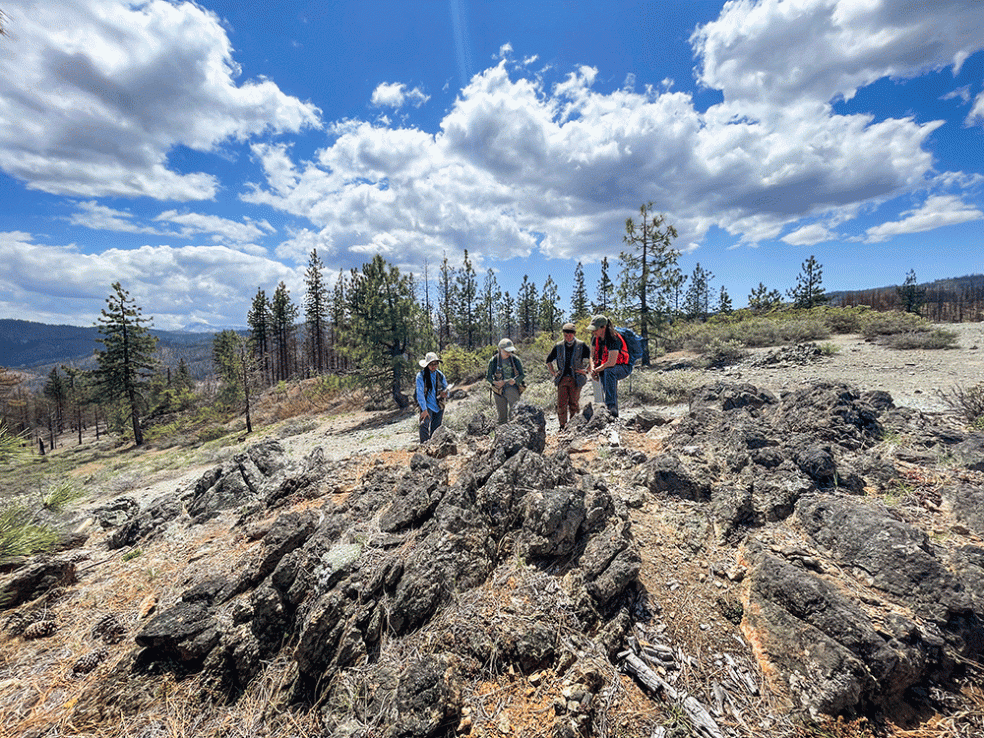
xmin=721 ymin=322 xmax=984 ymax=413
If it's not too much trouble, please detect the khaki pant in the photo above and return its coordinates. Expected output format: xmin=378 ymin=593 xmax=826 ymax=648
xmin=493 ymin=384 xmax=521 ymax=424
xmin=556 ymin=375 xmax=581 ymax=428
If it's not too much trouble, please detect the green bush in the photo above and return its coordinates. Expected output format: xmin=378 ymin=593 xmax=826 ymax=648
xmin=859 ymin=311 xmax=929 ymax=338
xmin=882 ymin=329 xmax=958 ymax=350
xmin=440 ymin=344 xmax=490 ymax=385
xmin=698 ymin=338 xmax=746 ymax=368
xmin=665 ymin=315 xmax=829 ymax=352
xmin=197 ymin=425 xmax=231 ymax=443
xmin=818 ymin=305 xmax=869 ymax=334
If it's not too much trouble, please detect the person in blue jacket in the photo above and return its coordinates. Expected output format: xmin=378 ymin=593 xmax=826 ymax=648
xmin=415 ymin=352 xmax=448 ymax=443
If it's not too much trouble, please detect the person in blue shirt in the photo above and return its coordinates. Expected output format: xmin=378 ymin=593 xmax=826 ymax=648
xmin=415 ymin=351 xmax=448 ymax=443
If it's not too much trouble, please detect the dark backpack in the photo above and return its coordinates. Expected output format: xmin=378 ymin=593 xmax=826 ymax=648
xmin=615 ymin=326 xmax=643 ymax=373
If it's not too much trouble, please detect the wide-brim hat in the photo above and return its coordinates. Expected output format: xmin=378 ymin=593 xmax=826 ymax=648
xmin=497 ymin=338 xmax=516 ymax=352
xmin=418 ymin=351 xmax=442 ymax=368
xmin=562 ymin=322 xmax=576 ymax=332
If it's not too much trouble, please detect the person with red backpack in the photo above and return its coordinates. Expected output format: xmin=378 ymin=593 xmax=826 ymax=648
xmin=588 ymin=315 xmax=631 ymax=418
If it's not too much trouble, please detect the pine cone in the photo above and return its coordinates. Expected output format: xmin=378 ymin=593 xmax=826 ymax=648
xmin=91 ymin=613 xmax=126 ymax=644
xmin=23 ymin=619 xmax=57 ymax=639
xmin=72 ymin=648 xmax=109 ymax=674
xmin=3 ymin=612 xmax=30 ymax=636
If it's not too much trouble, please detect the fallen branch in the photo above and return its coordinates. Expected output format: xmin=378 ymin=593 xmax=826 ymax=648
xmin=621 ymin=652 xmax=726 ymax=738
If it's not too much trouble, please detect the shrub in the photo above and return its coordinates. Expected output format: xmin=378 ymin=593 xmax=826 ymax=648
xmin=819 ymin=305 xmax=869 ymax=334
xmin=859 ymin=311 xmax=929 ymax=338
xmin=197 ymin=426 xmax=230 ymax=443
xmin=278 ymin=418 xmax=319 ymax=438
xmin=881 ymin=329 xmax=958 ymax=350
xmin=626 ymin=369 xmax=703 ymax=405
xmin=937 ymin=383 xmax=984 ymax=426
xmin=440 ymin=344 xmax=490 ymax=385
xmin=698 ymin=338 xmax=746 ymax=368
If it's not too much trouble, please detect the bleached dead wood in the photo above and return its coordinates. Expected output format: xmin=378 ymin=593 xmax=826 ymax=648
xmin=622 ymin=652 xmax=726 ymax=738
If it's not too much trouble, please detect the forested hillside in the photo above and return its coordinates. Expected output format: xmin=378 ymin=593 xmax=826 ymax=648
xmin=0 ymin=319 xmax=215 ymax=376
xmin=833 ymin=273 xmax=984 ymax=321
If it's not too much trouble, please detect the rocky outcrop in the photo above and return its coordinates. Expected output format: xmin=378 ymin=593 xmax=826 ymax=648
xmin=9 ymin=377 xmax=983 ymax=735
xmin=71 ymin=405 xmax=639 ymax=736
xmin=637 ymin=381 xmax=984 ymax=720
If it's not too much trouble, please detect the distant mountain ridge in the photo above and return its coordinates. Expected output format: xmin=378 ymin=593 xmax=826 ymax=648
xmin=0 ymin=319 xmax=217 ymax=376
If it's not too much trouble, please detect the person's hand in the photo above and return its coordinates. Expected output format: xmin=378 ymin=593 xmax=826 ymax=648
xmin=494 ymin=380 xmax=505 ymax=389
xmin=419 ymin=410 xmax=429 ymax=422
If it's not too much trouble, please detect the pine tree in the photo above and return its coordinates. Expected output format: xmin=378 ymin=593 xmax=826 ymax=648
xmin=437 ymin=254 xmax=456 ymax=350
xmin=329 ymin=269 xmax=349 ymax=372
xmin=212 ymin=330 xmax=257 ymax=431
xmin=593 ymin=257 xmax=614 ymax=313
xmin=94 ymin=283 xmax=157 ymax=446
xmin=540 ymin=276 xmax=563 ymax=334
xmin=517 ymin=275 xmax=538 ymax=339
xmin=270 ymin=281 xmax=298 ymax=381
xmin=618 ymin=204 xmax=680 ymax=364
xmin=212 ymin=330 xmax=241 ymax=403
xmin=175 ymin=359 xmax=193 ymax=390
xmin=501 ymin=291 xmax=516 ymax=339
xmin=666 ymin=267 xmax=687 ymax=323
xmin=717 ymin=285 xmax=733 ymax=315
xmin=247 ymin=288 xmax=272 ymax=383
xmin=787 ymin=255 xmax=827 ymax=309
xmin=480 ymin=269 xmax=501 ymax=346
xmin=304 ymin=249 xmax=329 ymax=375
xmin=345 ymin=255 xmax=418 ymax=409
xmin=571 ymin=262 xmax=589 ymax=322
xmin=60 ymin=365 xmax=89 ymax=445
xmin=748 ymin=282 xmax=783 ymax=311
xmin=897 ymin=270 xmax=926 ymax=315
xmin=43 ymin=368 xmax=66 ymax=435
xmin=453 ymin=250 xmax=479 ymax=349
xmin=683 ymin=263 xmax=714 ymax=321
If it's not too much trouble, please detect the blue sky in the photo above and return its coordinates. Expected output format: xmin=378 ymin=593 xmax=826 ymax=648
xmin=1 ymin=0 xmax=982 ymax=331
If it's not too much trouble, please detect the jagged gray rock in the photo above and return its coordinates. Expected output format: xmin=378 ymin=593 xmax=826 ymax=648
xmin=108 ymin=495 xmax=182 ymax=549
xmin=0 ymin=558 xmax=77 ymax=610
xmin=104 ymin=392 xmax=638 ymax=729
xmin=744 ymin=549 xmax=929 ymax=717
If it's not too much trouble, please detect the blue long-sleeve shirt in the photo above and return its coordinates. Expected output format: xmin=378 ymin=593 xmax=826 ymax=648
xmin=416 ymin=369 xmax=447 ymax=413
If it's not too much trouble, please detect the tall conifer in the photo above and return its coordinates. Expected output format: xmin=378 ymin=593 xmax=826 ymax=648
xmin=94 ymin=282 xmax=157 ymax=446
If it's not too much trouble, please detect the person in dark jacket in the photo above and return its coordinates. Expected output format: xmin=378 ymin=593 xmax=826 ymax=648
xmin=546 ymin=322 xmax=589 ymax=429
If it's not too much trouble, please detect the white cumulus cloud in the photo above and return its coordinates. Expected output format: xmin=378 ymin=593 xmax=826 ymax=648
xmin=0 ymin=0 xmax=321 ymax=200
xmin=370 ymin=82 xmax=429 ymax=109
xmin=864 ymin=195 xmax=983 ymax=243
xmin=0 ymin=231 xmax=299 ymax=329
